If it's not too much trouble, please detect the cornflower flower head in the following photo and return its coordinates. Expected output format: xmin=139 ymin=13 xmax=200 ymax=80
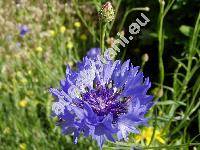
xmin=19 ymin=25 xmax=29 ymax=37
xmin=49 ymin=48 xmax=153 ymax=149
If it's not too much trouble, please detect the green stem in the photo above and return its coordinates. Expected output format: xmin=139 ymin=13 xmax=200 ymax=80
xmin=141 ymin=61 xmax=146 ymax=72
xmin=165 ymin=11 xmax=200 ymax=136
xmin=176 ymin=11 xmax=200 ymax=101
xmin=172 ymin=82 xmax=200 ymax=135
xmin=100 ymin=23 xmax=107 ymax=54
xmin=73 ymin=0 xmax=96 ymax=39
xmin=170 ymin=12 xmax=200 ymax=135
xmin=119 ymin=7 xmax=150 ymax=32
xmin=157 ymin=0 xmax=165 ymax=90
xmin=163 ymin=0 xmax=175 ymax=17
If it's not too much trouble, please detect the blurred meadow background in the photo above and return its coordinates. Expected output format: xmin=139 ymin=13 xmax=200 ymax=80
xmin=0 ymin=0 xmax=200 ymax=149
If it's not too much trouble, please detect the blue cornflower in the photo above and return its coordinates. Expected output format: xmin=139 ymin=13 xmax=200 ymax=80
xmin=19 ymin=25 xmax=29 ymax=37
xmin=86 ymin=48 xmax=100 ymax=59
xmin=49 ymin=48 xmax=153 ymax=149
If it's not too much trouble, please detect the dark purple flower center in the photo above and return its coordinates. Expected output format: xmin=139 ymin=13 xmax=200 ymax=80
xmin=82 ymin=85 xmax=130 ymax=122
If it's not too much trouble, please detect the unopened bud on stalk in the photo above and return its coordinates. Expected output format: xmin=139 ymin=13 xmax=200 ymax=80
xmin=144 ymin=7 xmax=150 ymax=11
xmin=153 ymin=87 xmax=163 ymax=98
xmin=159 ymin=0 xmax=165 ymax=5
xmin=99 ymin=2 xmax=115 ymax=23
xmin=157 ymin=88 xmax=163 ymax=97
xmin=142 ymin=53 xmax=149 ymax=63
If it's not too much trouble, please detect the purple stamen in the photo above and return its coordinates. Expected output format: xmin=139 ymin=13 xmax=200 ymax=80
xmin=82 ymin=84 xmax=129 ymax=122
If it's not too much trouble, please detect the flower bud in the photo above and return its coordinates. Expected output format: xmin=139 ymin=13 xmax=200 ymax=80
xmin=144 ymin=7 xmax=150 ymax=11
xmin=159 ymin=0 xmax=165 ymax=5
xmin=153 ymin=87 xmax=163 ymax=98
xmin=99 ymin=2 xmax=115 ymax=23
xmin=80 ymin=34 xmax=87 ymax=41
xmin=142 ymin=53 xmax=149 ymax=63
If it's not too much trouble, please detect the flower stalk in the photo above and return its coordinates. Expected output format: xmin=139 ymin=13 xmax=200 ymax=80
xmin=100 ymin=22 xmax=107 ymax=53
xmin=157 ymin=0 xmax=165 ymax=93
xmin=99 ymin=1 xmax=115 ymax=54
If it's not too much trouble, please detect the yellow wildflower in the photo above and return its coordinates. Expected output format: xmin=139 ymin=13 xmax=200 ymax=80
xmin=36 ymin=47 xmax=43 ymax=52
xmin=67 ymin=41 xmax=73 ymax=49
xmin=155 ymin=130 xmax=165 ymax=144
xmin=16 ymin=71 xmax=23 ymax=77
xmin=60 ymin=26 xmax=66 ymax=33
xmin=49 ymin=30 xmax=56 ymax=36
xmin=74 ymin=21 xmax=81 ymax=28
xmin=3 ymin=127 xmax=10 ymax=134
xmin=159 ymin=110 xmax=163 ymax=116
xmin=80 ymin=34 xmax=87 ymax=41
xmin=20 ymin=78 xmax=28 ymax=84
xmin=28 ymin=70 xmax=32 ymax=75
xmin=19 ymin=99 xmax=28 ymax=108
xmin=27 ymin=90 xmax=34 ymax=97
xmin=19 ymin=143 xmax=27 ymax=150
xmin=14 ymin=53 xmax=20 ymax=59
xmin=135 ymin=127 xmax=165 ymax=145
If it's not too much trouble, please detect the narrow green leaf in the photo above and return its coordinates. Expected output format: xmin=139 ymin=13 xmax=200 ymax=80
xmin=179 ymin=25 xmax=194 ymax=37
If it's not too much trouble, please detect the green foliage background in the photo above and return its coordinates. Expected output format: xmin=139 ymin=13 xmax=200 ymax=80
xmin=0 ymin=0 xmax=199 ymax=149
